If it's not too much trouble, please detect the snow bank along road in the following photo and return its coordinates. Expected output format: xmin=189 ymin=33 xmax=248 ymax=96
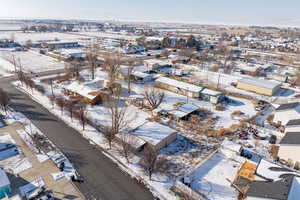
xmin=0 ymin=77 xmax=154 ymax=200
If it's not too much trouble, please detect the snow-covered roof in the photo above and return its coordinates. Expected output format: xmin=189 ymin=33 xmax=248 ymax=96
xmin=55 ymin=48 xmax=85 ymax=57
xmin=62 ymin=79 xmax=105 ymax=100
xmin=46 ymin=40 xmax=79 ymax=45
xmin=238 ymin=77 xmax=281 ymax=90
xmin=177 ymin=103 xmax=199 ymax=114
xmin=168 ymin=110 xmax=187 ymax=119
xmin=256 ymin=159 xmax=300 ymax=181
xmin=237 ymin=63 xmax=261 ymax=72
xmin=115 ymin=133 xmax=146 ymax=149
xmin=155 ymin=103 xmax=199 ymax=119
xmin=144 ymin=59 xmax=172 ymax=66
xmin=119 ymin=65 xmax=148 ymax=76
xmin=0 ymin=168 xmax=10 ymax=188
xmin=156 ymin=76 xmax=203 ymax=93
xmin=201 ymin=88 xmax=223 ymax=97
xmin=0 ymin=133 xmax=16 ymax=151
xmin=132 ymin=122 xmax=176 ymax=146
xmin=132 ymin=71 xmax=152 ymax=79
xmin=221 ymin=140 xmax=242 ymax=153
xmin=19 ymin=178 xmax=45 ymax=198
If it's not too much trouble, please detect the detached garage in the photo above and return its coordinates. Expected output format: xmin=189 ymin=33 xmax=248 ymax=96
xmin=237 ymin=78 xmax=281 ymax=96
xmin=130 ymin=122 xmax=177 ymax=152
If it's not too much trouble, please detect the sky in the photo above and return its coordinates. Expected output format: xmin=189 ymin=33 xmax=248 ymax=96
xmin=0 ymin=0 xmax=300 ymax=27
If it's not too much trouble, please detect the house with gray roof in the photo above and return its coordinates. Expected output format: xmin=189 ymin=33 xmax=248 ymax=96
xmin=285 ymin=119 xmax=300 ymax=133
xmin=278 ymin=132 xmax=300 ymax=166
xmin=274 ymin=102 xmax=300 ymax=125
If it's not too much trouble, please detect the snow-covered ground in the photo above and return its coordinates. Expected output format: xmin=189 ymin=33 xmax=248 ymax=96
xmin=192 ymin=69 xmax=298 ymax=103
xmin=188 ymin=151 xmax=241 ymax=200
xmin=0 ymin=56 xmax=16 ymax=76
xmin=0 ymin=50 xmax=65 ymax=74
xmin=122 ymin=78 xmax=256 ymax=129
xmin=73 ymin=31 xmax=139 ymax=41
xmin=0 ymin=31 xmax=91 ymax=45
xmin=12 ymin=66 xmax=282 ymax=199
xmin=14 ymin=80 xmax=177 ymax=200
xmin=71 ymin=68 xmax=257 ymax=130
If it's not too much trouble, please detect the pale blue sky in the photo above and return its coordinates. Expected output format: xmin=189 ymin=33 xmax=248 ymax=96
xmin=1 ymin=0 xmax=299 ymax=26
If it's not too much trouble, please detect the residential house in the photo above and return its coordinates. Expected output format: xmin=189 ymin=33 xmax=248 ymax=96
xmin=119 ymin=122 xmax=177 ymax=152
xmin=278 ymin=132 xmax=300 ymax=165
xmin=62 ymin=79 xmax=111 ymax=105
xmin=285 ymin=119 xmax=300 ymax=133
xmin=237 ymin=77 xmax=282 ymax=96
xmin=119 ymin=65 xmax=153 ymax=83
xmin=267 ymin=72 xmax=289 ymax=83
xmin=123 ymin=44 xmax=145 ymax=54
xmin=273 ymin=102 xmax=300 ymax=125
xmin=236 ymin=159 xmax=300 ymax=200
xmin=42 ymin=41 xmax=79 ymax=50
xmin=144 ymin=59 xmax=172 ymax=71
xmin=155 ymin=76 xmax=203 ymax=98
xmin=236 ymin=63 xmax=263 ymax=76
xmin=155 ymin=76 xmax=224 ymax=103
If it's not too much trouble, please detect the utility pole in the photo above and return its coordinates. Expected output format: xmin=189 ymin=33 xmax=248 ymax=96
xmin=217 ymin=73 xmax=221 ymax=89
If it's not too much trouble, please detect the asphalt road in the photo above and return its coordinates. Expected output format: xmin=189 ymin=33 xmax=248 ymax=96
xmin=0 ymin=78 xmax=154 ymax=200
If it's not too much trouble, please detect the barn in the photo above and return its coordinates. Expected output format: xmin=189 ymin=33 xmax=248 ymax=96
xmin=237 ymin=77 xmax=281 ymax=96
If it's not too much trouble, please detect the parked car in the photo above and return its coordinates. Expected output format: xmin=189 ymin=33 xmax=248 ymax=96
xmin=255 ymin=106 xmax=265 ymax=111
xmin=258 ymin=100 xmax=268 ymax=105
xmin=269 ymin=135 xmax=277 ymax=144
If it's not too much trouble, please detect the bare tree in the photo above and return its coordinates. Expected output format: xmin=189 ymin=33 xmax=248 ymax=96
xmin=65 ymin=100 xmax=75 ymax=122
xmin=55 ymin=97 xmax=65 ymax=115
xmin=141 ymin=146 xmax=158 ymax=180
xmin=75 ymin=104 xmax=87 ymax=130
xmin=48 ymin=78 xmax=54 ymax=97
xmin=178 ymin=48 xmax=194 ymax=61
xmin=118 ymin=132 xmax=137 ymax=163
xmin=160 ymin=50 xmax=170 ymax=58
xmin=294 ymin=71 xmax=300 ymax=85
xmin=124 ymin=58 xmax=136 ymax=94
xmin=87 ymin=45 xmax=98 ymax=80
xmin=103 ymin=95 xmax=131 ymax=149
xmin=47 ymin=95 xmax=56 ymax=108
xmin=65 ymin=62 xmax=80 ymax=79
xmin=104 ymin=56 xmax=121 ymax=84
xmin=143 ymin=88 xmax=165 ymax=111
xmin=31 ymin=133 xmax=48 ymax=154
xmin=0 ymin=88 xmax=10 ymax=114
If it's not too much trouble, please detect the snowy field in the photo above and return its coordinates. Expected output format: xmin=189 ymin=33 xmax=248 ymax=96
xmin=0 ymin=56 xmax=15 ymax=76
xmin=74 ymin=31 xmax=139 ymax=41
xmin=0 ymin=31 xmax=92 ymax=44
xmin=0 ymin=22 xmax=22 ymax=30
xmin=0 ymin=50 xmax=65 ymax=74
